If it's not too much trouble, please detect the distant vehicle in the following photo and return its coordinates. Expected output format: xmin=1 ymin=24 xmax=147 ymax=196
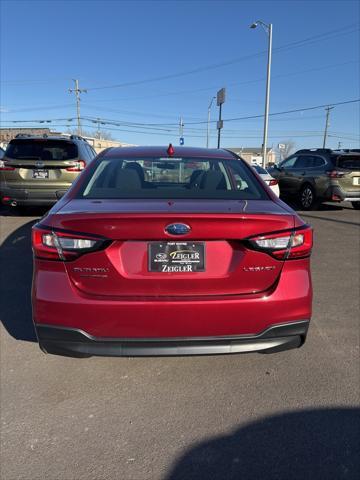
xmin=252 ymin=164 xmax=280 ymax=196
xmin=0 ymin=134 xmax=97 ymax=208
xmin=269 ymin=148 xmax=360 ymax=210
xmin=32 ymin=145 xmax=313 ymax=358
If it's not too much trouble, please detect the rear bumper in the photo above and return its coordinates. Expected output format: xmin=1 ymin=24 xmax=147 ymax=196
xmin=33 ymin=258 xmax=312 ymax=347
xmin=0 ymin=185 xmax=62 ymax=206
xmin=36 ymin=320 xmax=310 ymax=357
xmin=325 ymin=185 xmax=360 ymax=202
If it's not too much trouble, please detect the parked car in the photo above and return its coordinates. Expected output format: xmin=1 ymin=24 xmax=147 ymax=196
xmin=252 ymin=164 xmax=280 ymax=196
xmin=269 ymin=148 xmax=360 ymax=210
xmin=32 ymin=145 xmax=313 ymax=358
xmin=0 ymin=147 xmax=5 ymax=159
xmin=0 ymin=134 xmax=97 ymax=208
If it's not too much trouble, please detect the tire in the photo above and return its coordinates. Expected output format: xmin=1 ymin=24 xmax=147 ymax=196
xmin=299 ymin=184 xmax=318 ymax=210
xmin=352 ymin=201 xmax=360 ymax=210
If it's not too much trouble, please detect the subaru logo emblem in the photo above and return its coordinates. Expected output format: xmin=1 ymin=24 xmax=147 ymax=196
xmin=165 ymin=223 xmax=191 ymax=235
xmin=35 ymin=161 xmax=45 ymax=169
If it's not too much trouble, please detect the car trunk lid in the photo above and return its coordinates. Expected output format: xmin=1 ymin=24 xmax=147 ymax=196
xmin=50 ymin=199 xmax=295 ymax=297
xmin=335 ymin=155 xmax=360 ymax=192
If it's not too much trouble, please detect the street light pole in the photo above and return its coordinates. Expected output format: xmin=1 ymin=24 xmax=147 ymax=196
xmin=206 ymin=96 xmax=216 ymax=148
xmin=250 ymin=21 xmax=273 ymax=168
xmin=263 ymin=23 xmax=272 ymax=168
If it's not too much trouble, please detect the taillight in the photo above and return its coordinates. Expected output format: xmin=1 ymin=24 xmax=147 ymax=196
xmin=0 ymin=160 xmax=15 ymax=171
xmin=32 ymin=225 xmax=110 ymax=261
xmin=246 ymin=226 xmax=313 ymax=260
xmin=326 ymin=170 xmax=346 ymax=178
xmin=267 ymin=179 xmax=278 ymax=186
xmin=66 ymin=160 xmax=86 ymax=172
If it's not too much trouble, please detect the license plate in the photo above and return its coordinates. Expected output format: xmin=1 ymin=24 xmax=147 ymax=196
xmin=353 ymin=177 xmax=360 ymax=186
xmin=32 ymin=169 xmax=49 ymax=179
xmin=148 ymin=241 xmax=205 ymax=272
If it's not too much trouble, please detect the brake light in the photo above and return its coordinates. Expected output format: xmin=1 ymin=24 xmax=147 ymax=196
xmin=66 ymin=160 xmax=86 ymax=172
xmin=167 ymin=144 xmax=175 ymax=157
xmin=267 ymin=179 xmax=278 ymax=186
xmin=326 ymin=170 xmax=346 ymax=178
xmin=32 ymin=225 xmax=110 ymax=261
xmin=246 ymin=226 xmax=313 ymax=260
xmin=0 ymin=160 xmax=15 ymax=171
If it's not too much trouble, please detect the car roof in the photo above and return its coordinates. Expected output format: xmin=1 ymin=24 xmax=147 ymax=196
xmin=10 ymin=135 xmax=85 ymax=143
xmin=102 ymin=146 xmax=237 ymax=160
xmin=293 ymin=148 xmax=360 ymax=158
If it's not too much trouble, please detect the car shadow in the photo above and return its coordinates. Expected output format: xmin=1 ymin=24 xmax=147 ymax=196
xmin=166 ymin=408 xmax=360 ymax=480
xmin=0 ymin=205 xmax=49 ymax=217
xmin=279 ymin=199 xmax=360 ymax=227
xmin=0 ymin=219 xmax=38 ymax=341
xmin=280 ymin=197 xmax=355 ymax=212
xmin=299 ymin=213 xmax=360 ymax=227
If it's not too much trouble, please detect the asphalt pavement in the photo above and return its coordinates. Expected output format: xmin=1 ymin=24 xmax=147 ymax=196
xmin=1 ymin=202 xmax=359 ymax=480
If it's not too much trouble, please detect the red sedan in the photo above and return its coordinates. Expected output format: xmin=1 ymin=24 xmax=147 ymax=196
xmin=32 ymin=146 xmax=313 ymax=357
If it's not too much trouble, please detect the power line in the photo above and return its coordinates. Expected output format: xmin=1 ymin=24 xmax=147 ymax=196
xmin=1 ymin=122 xmax=358 ymax=143
xmin=1 ymin=104 xmax=75 ymax=114
xmin=83 ymin=24 xmax=359 ymax=91
xmin=2 ymin=99 xmax=359 ymax=132
xmin=80 ymin=98 xmax=360 ymax=127
xmin=80 ymin=60 xmax=358 ymax=104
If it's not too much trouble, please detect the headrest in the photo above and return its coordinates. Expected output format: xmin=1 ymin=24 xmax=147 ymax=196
xmin=115 ymin=168 xmax=142 ymax=190
xmin=200 ymin=170 xmax=226 ymax=190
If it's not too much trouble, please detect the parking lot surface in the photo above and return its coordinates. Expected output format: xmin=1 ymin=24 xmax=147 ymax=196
xmin=1 ymin=203 xmax=359 ymax=480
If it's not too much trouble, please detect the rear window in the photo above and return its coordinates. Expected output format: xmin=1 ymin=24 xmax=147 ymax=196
xmin=336 ymin=155 xmax=360 ymax=170
xmin=6 ymin=139 xmax=78 ymax=160
xmin=77 ymin=157 xmax=267 ymax=200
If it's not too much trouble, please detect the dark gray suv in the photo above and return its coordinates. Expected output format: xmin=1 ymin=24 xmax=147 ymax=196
xmin=270 ymin=148 xmax=360 ymax=210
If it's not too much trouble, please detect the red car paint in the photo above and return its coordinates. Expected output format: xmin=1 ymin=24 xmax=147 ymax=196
xmin=32 ymin=146 xmax=313 ymax=357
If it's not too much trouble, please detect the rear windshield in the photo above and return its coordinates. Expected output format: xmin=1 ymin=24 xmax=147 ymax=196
xmin=6 ymin=139 xmax=78 ymax=160
xmin=336 ymin=155 xmax=360 ymax=170
xmin=77 ymin=157 xmax=268 ymax=200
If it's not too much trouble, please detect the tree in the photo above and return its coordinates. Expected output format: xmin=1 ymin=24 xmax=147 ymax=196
xmin=66 ymin=128 xmax=114 ymax=140
xmin=277 ymin=140 xmax=296 ymax=161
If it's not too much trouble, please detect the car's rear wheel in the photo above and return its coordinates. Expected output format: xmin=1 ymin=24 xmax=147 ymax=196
xmin=352 ymin=201 xmax=360 ymax=210
xmin=299 ymin=184 xmax=318 ymax=210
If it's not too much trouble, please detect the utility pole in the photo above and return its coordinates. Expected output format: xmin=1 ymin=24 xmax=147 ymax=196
xmin=338 ymin=141 xmax=342 ymax=149
xmin=96 ymin=118 xmax=101 ymax=139
xmin=323 ymin=106 xmax=334 ymax=148
xmin=69 ymin=79 xmax=87 ymax=136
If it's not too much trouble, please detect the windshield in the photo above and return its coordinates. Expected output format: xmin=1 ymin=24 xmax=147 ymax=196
xmin=6 ymin=139 xmax=78 ymax=160
xmin=77 ymin=157 xmax=267 ymax=200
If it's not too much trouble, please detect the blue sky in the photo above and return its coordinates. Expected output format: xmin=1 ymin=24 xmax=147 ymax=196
xmin=1 ymin=0 xmax=359 ymax=150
